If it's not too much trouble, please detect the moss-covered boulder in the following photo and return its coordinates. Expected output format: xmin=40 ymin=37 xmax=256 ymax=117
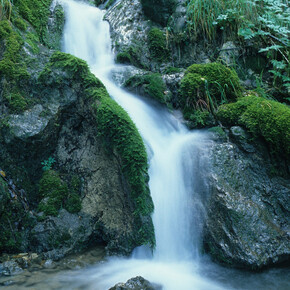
xmin=124 ymin=73 xmax=167 ymax=104
xmin=147 ymin=28 xmax=169 ymax=63
xmin=179 ymin=62 xmax=242 ymax=127
xmin=217 ymin=95 xmax=290 ymax=162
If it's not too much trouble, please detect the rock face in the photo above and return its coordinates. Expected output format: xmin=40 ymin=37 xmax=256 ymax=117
xmin=0 ymin=10 xmax=153 ymax=257
xmin=109 ymin=276 xmax=162 ymax=290
xmin=204 ymin=127 xmax=290 ymax=269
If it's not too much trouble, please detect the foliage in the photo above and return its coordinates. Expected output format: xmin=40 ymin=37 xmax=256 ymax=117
xmin=217 ymin=94 xmax=290 ymax=160
xmin=0 ymin=20 xmax=29 ymax=81
xmin=38 ymin=170 xmax=83 ymax=216
xmin=116 ymin=45 xmax=146 ymax=68
xmin=93 ymin=90 xmax=155 ymax=248
xmin=41 ymin=157 xmax=55 ymax=171
xmin=0 ymin=0 xmax=12 ymax=21
xmin=124 ymin=73 xmax=167 ymax=104
xmin=13 ymin=0 xmax=52 ymax=44
xmin=179 ymin=62 xmax=242 ymax=121
xmin=186 ymin=0 xmax=290 ymax=93
xmin=5 ymin=92 xmax=28 ymax=113
xmin=147 ymin=28 xmax=170 ymax=63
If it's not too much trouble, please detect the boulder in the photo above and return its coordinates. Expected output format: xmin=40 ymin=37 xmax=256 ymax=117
xmin=109 ymin=276 xmax=162 ymax=290
xmin=204 ymin=129 xmax=290 ymax=269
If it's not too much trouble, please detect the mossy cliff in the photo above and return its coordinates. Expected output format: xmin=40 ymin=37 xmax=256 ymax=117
xmin=0 ymin=2 xmax=154 ymax=257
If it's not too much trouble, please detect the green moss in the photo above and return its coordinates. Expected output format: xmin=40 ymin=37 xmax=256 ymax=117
xmin=13 ymin=0 xmax=52 ymax=44
xmin=25 ymin=32 xmax=40 ymax=54
xmin=65 ymin=193 xmax=82 ymax=214
xmin=93 ymin=92 xmax=155 ymax=248
xmin=38 ymin=170 xmax=68 ymax=216
xmin=0 ymin=20 xmax=29 ymax=80
xmin=217 ymin=95 xmax=290 ymax=160
xmin=179 ymin=62 xmax=242 ymax=126
xmin=5 ymin=93 xmax=28 ymax=113
xmin=116 ymin=52 xmax=131 ymax=64
xmin=116 ymin=45 xmax=146 ymax=68
xmin=124 ymin=73 xmax=167 ymax=104
xmin=13 ymin=17 xmax=27 ymax=31
xmin=164 ymin=66 xmax=182 ymax=74
xmin=147 ymin=28 xmax=169 ymax=62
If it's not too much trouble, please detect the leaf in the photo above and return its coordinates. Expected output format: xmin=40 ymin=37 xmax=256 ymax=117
xmin=259 ymin=44 xmax=283 ymax=53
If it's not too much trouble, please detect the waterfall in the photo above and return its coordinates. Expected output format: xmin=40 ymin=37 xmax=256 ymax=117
xmin=56 ymin=0 xmax=223 ymax=289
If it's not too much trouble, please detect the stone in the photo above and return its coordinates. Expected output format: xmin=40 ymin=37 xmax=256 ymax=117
xmin=109 ymin=276 xmax=162 ymax=290
xmin=204 ymin=136 xmax=290 ymax=269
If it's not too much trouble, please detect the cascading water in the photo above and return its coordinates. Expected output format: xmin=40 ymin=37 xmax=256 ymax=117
xmin=54 ymin=0 xmax=222 ymax=289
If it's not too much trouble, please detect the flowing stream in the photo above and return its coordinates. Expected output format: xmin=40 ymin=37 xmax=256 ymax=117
xmin=20 ymin=0 xmax=286 ymax=289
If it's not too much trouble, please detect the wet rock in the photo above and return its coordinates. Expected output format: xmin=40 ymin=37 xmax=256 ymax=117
xmin=205 ymin=137 xmax=290 ymax=269
xmin=229 ymin=126 xmax=255 ymax=153
xmin=0 ymin=261 xmax=23 ymax=276
xmin=109 ymin=276 xmax=162 ymax=290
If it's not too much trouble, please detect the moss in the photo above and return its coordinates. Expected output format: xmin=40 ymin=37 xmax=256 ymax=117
xmin=124 ymin=73 xmax=167 ymax=104
xmin=147 ymin=28 xmax=169 ymax=63
xmin=164 ymin=66 xmax=182 ymax=74
xmin=116 ymin=52 xmax=131 ymax=64
xmin=208 ymin=126 xmax=226 ymax=137
xmin=116 ymin=45 xmax=146 ymax=68
xmin=0 ymin=20 xmax=29 ymax=80
xmin=13 ymin=17 xmax=27 ymax=31
xmin=13 ymin=0 xmax=52 ymax=44
xmin=179 ymin=62 xmax=242 ymax=126
xmin=5 ymin=93 xmax=28 ymax=113
xmin=65 ymin=193 xmax=82 ymax=214
xmin=217 ymin=95 xmax=290 ymax=160
xmin=38 ymin=170 xmax=68 ymax=217
xmin=25 ymin=32 xmax=40 ymax=54
xmin=93 ymin=92 xmax=155 ymax=248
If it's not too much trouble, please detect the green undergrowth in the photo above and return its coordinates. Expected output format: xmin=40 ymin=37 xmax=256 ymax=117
xmin=147 ymin=28 xmax=169 ymax=63
xmin=93 ymin=91 xmax=155 ymax=248
xmin=116 ymin=45 xmax=146 ymax=69
xmin=13 ymin=0 xmax=52 ymax=44
xmin=124 ymin=73 xmax=167 ymax=104
xmin=0 ymin=20 xmax=29 ymax=81
xmin=37 ymin=170 xmax=82 ymax=217
xmin=179 ymin=62 xmax=242 ymax=126
xmin=217 ymin=95 xmax=290 ymax=161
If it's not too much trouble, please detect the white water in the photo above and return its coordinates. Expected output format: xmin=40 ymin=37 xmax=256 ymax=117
xmin=56 ymin=0 xmax=223 ymax=289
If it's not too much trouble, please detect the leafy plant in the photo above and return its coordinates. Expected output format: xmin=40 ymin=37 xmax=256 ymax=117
xmin=41 ymin=157 xmax=55 ymax=171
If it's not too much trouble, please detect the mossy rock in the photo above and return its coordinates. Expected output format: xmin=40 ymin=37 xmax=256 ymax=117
xmin=93 ymin=91 xmax=155 ymax=248
xmin=124 ymin=73 xmax=167 ymax=104
xmin=115 ymin=45 xmax=146 ymax=69
xmin=179 ymin=62 xmax=242 ymax=125
xmin=217 ymin=95 xmax=290 ymax=161
xmin=147 ymin=28 xmax=169 ymax=63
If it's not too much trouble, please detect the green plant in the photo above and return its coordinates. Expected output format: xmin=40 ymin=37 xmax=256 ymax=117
xmin=124 ymin=73 xmax=167 ymax=104
xmin=180 ymin=62 xmax=242 ymax=119
xmin=147 ymin=28 xmax=170 ymax=63
xmin=0 ymin=0 xmax=12 ymax=21
xmin=217 ymin=94 xmax=290 ymax=160
xmin=41 ymin=157 xmax=55 ymax=171
xmin=5 ymin=93 xmax=28 ymax=113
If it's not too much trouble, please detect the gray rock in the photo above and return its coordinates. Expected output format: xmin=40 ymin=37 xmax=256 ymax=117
xmin=229 ymin=126 xmax=256 ymax=153
xmin=109 ymin=276 xmax=162 ymax=290
xmin=0 ymin=261 xmax=23 ymax=276
xmin=205 ymin=137 xmax=290 ymax=269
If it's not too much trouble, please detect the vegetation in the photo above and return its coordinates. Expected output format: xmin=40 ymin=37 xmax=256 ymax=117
xmin=124 ymin=73 xmax=167 ymax=104
xmin=13 ymin=0 xmax=52 ymax=44
xmin=38 ymin=169 xmax=82 ymax=216
xmin=147 ymin=28 xmax=169 ymax=63
xmin=179 ymin=62 xmax=242 ymax=124
xmin=93 ymin=89 xmax=155 ymax=248
xmin=116 ymin=45 xmax=147 ymax=69
xmin=186 ymin=0 xmax=289 ymax=94
xmin=217 ymin=94 xmax=290 ymax=160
